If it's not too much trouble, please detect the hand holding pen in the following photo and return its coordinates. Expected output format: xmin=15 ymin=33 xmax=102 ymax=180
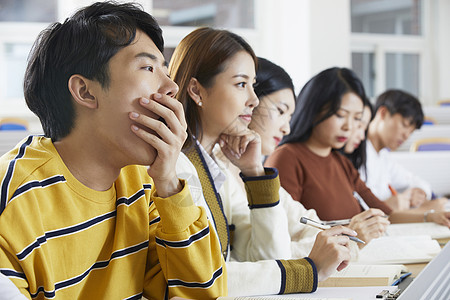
xmin=348 ymin=208 xmax=390 ymax=246
xmin=305 ymin=222 xmax=356 ymax=281
xmin=300 ymin=217 xmax=365 ymax=244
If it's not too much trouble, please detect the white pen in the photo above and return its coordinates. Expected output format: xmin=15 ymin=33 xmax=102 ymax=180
xmin=300 ymin=216 xmax=366 ymax=244
xmin=300 ymin=216 xmax=331 ymax=230
xmin=353 ymin=191 xmax=370 ymax=211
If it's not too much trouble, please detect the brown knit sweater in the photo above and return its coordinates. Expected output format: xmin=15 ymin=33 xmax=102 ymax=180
xmin=265 ymin=143 xmax=392 ymax=221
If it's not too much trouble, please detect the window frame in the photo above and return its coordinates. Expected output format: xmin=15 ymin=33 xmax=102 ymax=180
xmin=350 ymin=0 xmax=434 ymax=104
xmin=0 ymin=0 xmax=261 ymax=121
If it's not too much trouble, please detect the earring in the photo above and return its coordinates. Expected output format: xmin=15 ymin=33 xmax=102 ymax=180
xmin=198 ymin=101 xmax=203 ymax=107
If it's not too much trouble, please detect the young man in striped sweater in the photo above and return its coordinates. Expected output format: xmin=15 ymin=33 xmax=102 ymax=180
xmin=0 ymin=2 xmax=226 ymax=299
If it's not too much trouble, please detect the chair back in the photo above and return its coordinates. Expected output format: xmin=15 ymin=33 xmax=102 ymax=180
xmin=423 ymin=116 xmax=437 ymax=125
xmin=0 ymin=118 xmax=29 ymax=131
xmin=410 ymin=137 xmax=450 ymax=151
xmin=437 ymin=99 xmax=450 ymax=106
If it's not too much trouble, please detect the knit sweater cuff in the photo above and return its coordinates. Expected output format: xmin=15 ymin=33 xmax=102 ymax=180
xmin=276 ymin=258 xmax=318 ymax=294
xmin=240 ymin=168 xmax=280 ymax=208
xmin=152 ymin=179 xmax=200 ymax=233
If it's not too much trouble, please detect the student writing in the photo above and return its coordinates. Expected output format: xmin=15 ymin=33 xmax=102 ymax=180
xmin=363 ymin=89 xmax=447 ymax=213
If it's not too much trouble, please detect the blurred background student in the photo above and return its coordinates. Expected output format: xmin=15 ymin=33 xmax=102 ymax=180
xmin=341 ymin=94 xmax=447 ymax=213
xmin=169 ymin=27 xmax=356 ymax=296
xmin=265 ymin=67 xmax=450 ymax=230
xmin=340 ymin=100 xmax=374 ymax=180
xmin=364 ymin=89 xmax=447 ymax=212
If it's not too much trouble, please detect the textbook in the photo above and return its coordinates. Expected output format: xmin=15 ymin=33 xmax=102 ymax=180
xmin=318 ymin=264 xmax=406 ymax=287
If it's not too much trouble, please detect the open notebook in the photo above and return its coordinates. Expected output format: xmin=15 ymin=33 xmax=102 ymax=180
xmin=357 ymin=235 xmax=441 ymax=264
xmin=386 ymin=222 xmax=450 ymax=239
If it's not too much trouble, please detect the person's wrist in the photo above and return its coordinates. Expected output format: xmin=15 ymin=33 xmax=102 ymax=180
xmin=423 ymin=209 xmax=435 ymax=222
xmin=240 ymin=165 xmax=265 ymax=177
xmin=153 ymin=175 xmax=182 ymax=198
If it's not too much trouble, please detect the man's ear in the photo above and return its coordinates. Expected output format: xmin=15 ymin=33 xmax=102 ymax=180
xmin=377 ymin=106 xmax=390 ymax=120
xmin=187 ymin=77 xmax=204 ymax=105
xmin=68 ymin=74 xmax=98 ymax=109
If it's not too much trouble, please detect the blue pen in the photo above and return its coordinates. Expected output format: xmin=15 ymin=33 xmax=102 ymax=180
xmin=342 ymin=234 xmax=365 ymax=244
xmin=391 ymin=272 xmax=412 ymax=286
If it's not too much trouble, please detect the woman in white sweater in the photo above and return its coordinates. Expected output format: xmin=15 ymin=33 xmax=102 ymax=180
xmin=169 ymin=27 xmax=356 ymax=296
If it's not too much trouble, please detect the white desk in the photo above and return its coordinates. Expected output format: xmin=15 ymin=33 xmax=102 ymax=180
xmin=218 ymin=286 xmax=398 ymax=300
xmin=390 ymin=151 xmax=450 ymax=196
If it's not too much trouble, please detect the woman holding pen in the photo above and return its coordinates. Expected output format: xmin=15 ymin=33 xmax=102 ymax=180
xmin=169 ymin=28 xmax=356 ymax=296
xmin=265 ymin=67 xmax=450 ymax=230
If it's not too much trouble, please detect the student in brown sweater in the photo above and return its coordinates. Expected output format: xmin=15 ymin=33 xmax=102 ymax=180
xmin=265 ymin=67 xmax=450 ymax=238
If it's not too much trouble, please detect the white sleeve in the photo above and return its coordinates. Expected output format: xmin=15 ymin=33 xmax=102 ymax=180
xmin=279 ymin=187 xmax=321 ymax=258
xmin=0 ymin=273 xmax=28 ymax=300
xmin=226 ymin=260 xmax=282 ymax=296
xmin=221 ymin=167 xmax=292 ymax=262
xmin=385 ymin=152 xmax=433 ymax=199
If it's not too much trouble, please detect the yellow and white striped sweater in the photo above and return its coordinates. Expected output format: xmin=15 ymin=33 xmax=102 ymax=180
xmin=0 ymin=136 xmax=226 ymax=299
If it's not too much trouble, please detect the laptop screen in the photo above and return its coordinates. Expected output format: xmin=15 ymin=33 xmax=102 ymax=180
xmin=397 ymin=242 xmax=450 ymax=299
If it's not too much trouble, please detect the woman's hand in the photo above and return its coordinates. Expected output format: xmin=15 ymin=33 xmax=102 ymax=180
xmin=418 ymin=197 xmax=447 ymax=211
xmin=348 ymin=209 xmax=390 ymax=246
xmin=385 ymin=191 xmax=411 ymax=211
xmin=219 ymin=130 xmax=265 ymax=177
xmin=308 ymin=226 xmax=355 ymax=281
xmin=409 ymin=188 xmax=427 ymax=208
xmin=427 ymin=211 xmax=450 ymax=227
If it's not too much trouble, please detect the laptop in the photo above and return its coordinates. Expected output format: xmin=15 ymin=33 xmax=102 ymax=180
xmin=397 ymin=241 xmax=450 ymax=299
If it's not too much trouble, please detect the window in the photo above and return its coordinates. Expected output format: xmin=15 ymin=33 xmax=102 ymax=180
xmin=153 ymin=0 xmax=254 ymax=28
xmin=2 ymin=43 xmax=31 ymax=99
xmin=350 ymin=0 xmax=430 ymax=102
xmin=385 ymin=52 xmax=420 ymax=96
xmin=351 ymin=0 xmax=422 ymax=35
xmin=0 ymin=0 xmax=57 ymax=22
xmin=352 ymin=52 xmax=375 ymax=98
xmin=0 ymin=0 xmax=257 ymax=129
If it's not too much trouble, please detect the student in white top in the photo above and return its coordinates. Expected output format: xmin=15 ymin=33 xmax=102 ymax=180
xmin=364 ymin=90 xmax=447 ymax=212
xmin=169 ymin=27 xmax=356 ymax=296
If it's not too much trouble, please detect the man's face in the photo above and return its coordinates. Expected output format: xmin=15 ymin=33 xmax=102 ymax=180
xmin=90 ymin=30 xmax=178 ymax=167
xmin=379 ymin=109 xmax=416 ymax=151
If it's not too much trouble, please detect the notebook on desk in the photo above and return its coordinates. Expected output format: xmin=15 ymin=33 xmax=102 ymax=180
xmin=397 ymin=241 xmax=450 ymax=299
xmin=357 ymin=235 xmax=441 ymax=264
xmin=386 ymin=223 xmax=450 ymax=239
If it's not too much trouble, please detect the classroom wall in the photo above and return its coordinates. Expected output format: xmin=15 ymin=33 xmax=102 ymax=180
xmin=255 ymin=0 xmax=351 ymax=94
